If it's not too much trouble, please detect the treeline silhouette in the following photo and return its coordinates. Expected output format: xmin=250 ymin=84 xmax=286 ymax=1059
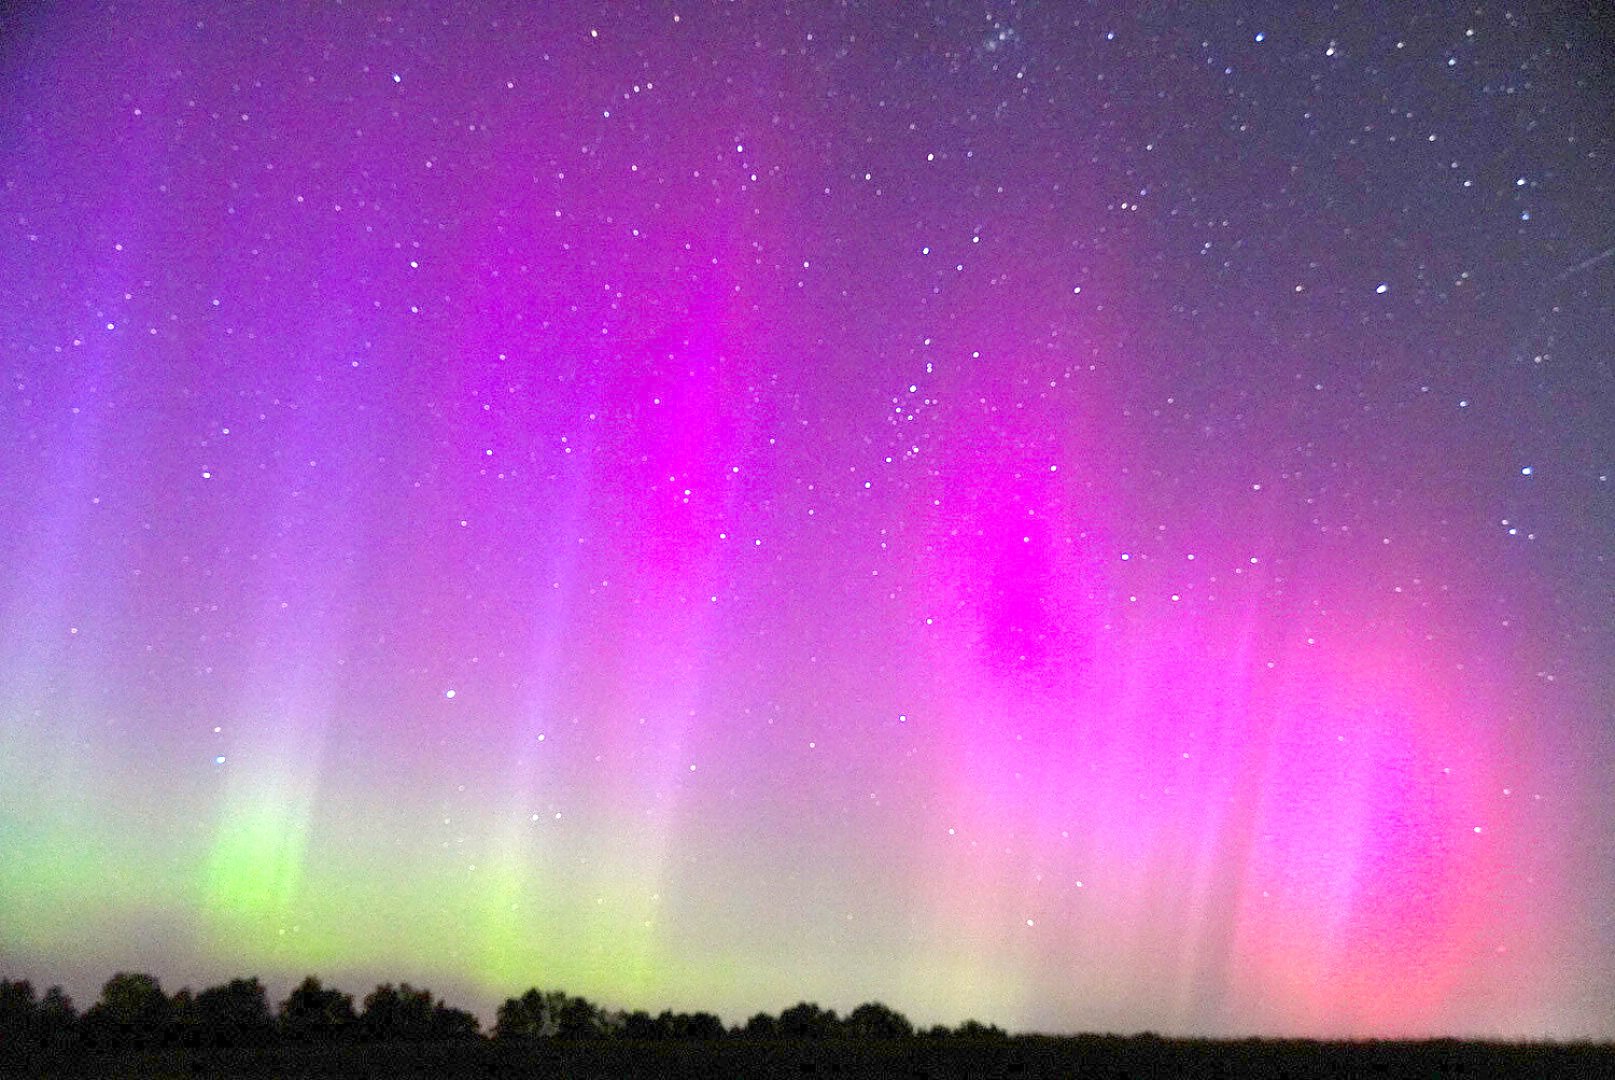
xmin=7 ymin=973 xmax=1615 ymax=1080
xmin=1 ymin=971 xmax=1006 ymax=1055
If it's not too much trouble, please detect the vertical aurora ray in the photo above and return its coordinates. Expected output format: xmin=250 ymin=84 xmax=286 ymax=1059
xmin=896 ymin=395 xmax=1555 ymax=1034
xmin=202 ymin=677 xmax=330 ymax=937
xmin=462 ymin=260 xmax=768 ymax=1001
xmin=198 ymin=521 xmax=358 ymax=961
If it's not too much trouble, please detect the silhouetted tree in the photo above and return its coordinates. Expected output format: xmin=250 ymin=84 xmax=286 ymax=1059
xmin=679 ymin=1011 xmax=726 ymax=1040
xmin=845 ymin=1001 xmax=913 ymax=1039
xmin=495 ymin=988 xmax=565 ymax=1039
xmin=430 ymin=1001 xmax=481 ymax=1040
xmin=36 ymin=987 xmax=76 ymax=1050
xmin=165 ymin=989 xmax=200 ymax=1048
xmin=923 ymin=1023 xmax=952 ymax=1038
xmin=777 ymin=1002 xmax=838 ymax=1039
xmin=633 ymin=1009 xmax=722 ymax=1040
xmin=621 ymin=1009 xmax=661 ymax=1039
xmin=0 ymin=980 xmax=38 ymax=1055
xmin=491 ymin=989 xmax=607 ymax=1040
xmin=554 ymin=994 xmax=604 ymax=1039
xmin=278 ymin=976 xmax=356 ymax=1042
xmin=359 ymin=983 xmax=437 ymax=1042
xmin=194 ymin=977 xmax=275 ymax=1047
xmin=954 ymin=1018 xmax=1007 ymax=1039
xmin=741 ymin=1011 xmax=778 ymax=1038
xmin=81 ymin=973 xmax=170 ymax=1049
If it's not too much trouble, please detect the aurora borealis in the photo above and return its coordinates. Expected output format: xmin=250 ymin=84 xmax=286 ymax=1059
xmin=2 ymin=1 xmax=1612 ymax=1040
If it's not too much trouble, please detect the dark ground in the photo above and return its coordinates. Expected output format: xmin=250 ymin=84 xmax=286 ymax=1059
xmin=5 ymin=1036 xmax=1615 ymax=1080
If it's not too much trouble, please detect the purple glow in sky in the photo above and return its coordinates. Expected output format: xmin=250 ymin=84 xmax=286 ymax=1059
xmin=2 ymin=1 xmax=1612 ymax=1039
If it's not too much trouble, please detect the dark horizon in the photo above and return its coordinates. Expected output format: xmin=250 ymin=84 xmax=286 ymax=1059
xmin=3 ymin=0 xmax=1612 ymax=1042
xmin=5 ymin=967 xmax=1614 ymax=1049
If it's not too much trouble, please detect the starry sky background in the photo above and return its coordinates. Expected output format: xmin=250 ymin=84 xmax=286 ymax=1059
xmin=2 ymin=0 xmax=1612 ymax=1040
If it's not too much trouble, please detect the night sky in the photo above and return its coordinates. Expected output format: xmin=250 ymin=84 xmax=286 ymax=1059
xmin=2 ymin=1 xmax=1612 ymax=1040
